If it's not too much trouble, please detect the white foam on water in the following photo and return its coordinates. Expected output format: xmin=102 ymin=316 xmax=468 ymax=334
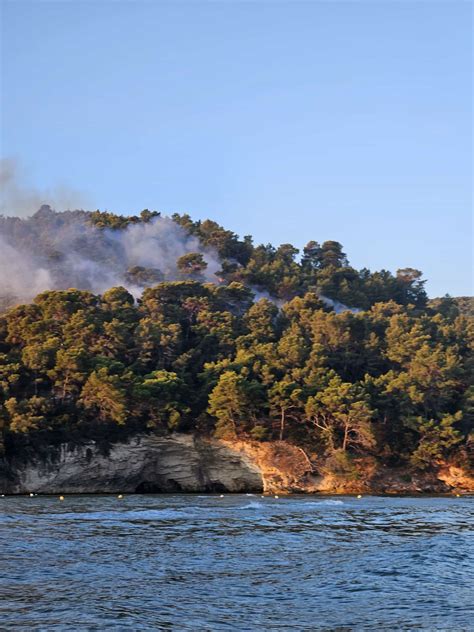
xmin=241 ymin=501 xmax=264 ymax=510
xmin=303 ymin=499 xmax=344 ymax=508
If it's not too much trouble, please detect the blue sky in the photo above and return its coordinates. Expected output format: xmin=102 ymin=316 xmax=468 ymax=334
xmin=1 ymin=0 xmax=472 ymax=297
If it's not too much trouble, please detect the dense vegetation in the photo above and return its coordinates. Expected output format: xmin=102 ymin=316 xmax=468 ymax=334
xmin=0 ymin=209 xmax=472 ymax=474
xmin=0 ymin=205 xmax=429 ymax=309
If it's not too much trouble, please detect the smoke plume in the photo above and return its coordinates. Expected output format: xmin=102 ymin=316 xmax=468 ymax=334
xmin=0 ymin=205 xmax=222 ymax=306
xmin=0 ymin=158 xmax=90 ymax=218
xmin=319 ymin=295 xmax=361 ymax=314
xmin=0 ymin=236 xmax=53 ymax=300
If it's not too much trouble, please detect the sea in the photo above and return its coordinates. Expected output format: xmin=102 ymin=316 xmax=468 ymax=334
xmin=1 ymin=494 xmax=473 ymax=631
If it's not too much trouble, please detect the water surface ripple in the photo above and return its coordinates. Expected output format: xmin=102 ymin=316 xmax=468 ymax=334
xmin=1 ymin=494 xmax=473 ymax=630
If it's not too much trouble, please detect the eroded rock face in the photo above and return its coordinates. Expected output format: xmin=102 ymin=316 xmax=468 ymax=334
xmin=1 ymin=435 xmax=264 ymax=494
xmin=1 ymin=434 xmax=472 ymax=495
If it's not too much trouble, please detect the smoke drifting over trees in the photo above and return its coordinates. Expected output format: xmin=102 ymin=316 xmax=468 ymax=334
xmin=0 ymin=207 xmax=471 ymax=478
xmin=0 ymin=204 xmax=436 ymax=319
xmin=0 ymin=206 xmax=221 ymax=305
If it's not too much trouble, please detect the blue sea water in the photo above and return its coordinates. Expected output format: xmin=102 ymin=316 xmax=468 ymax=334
xmin=1 ymin=494 xmax=473 ymax=631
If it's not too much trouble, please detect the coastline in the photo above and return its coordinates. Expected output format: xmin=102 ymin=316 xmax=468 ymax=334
xmin=2 ymin=433 xmax=472 ymax=496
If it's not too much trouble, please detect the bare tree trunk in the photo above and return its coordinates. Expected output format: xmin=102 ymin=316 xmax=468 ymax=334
xmin=342 ymin=422 xmax=349 ymax=451
xmin=279 ymin=409 xmax=285 ymax=441
xmin=296 ymin=447 xmax=314 ymax=471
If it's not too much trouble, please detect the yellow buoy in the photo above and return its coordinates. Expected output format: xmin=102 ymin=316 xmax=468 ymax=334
xmin=59 ymin=495 xmax=64 ymax=501
xmin=357 ymin=494 xmax=362 ymax=499
xmin=117 ymin=494 xmax=123 ymax=499
xmin=455 ymin=493 xmax=461 ymax=498
xmin=274 ymin=495 xmax=279 ymax=499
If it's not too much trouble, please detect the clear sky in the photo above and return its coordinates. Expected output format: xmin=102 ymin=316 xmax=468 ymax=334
xmin=1 ymin=0 xmax=472 ymax=297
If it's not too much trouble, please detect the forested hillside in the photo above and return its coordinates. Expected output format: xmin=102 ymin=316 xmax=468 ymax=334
xmin=0 ymin=205 xmax=428 ymax=309
xmin=0 ymin=208 xmax=472 ymax=474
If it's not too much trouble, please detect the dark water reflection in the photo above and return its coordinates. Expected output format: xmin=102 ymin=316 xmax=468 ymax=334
xmin=1 ymin=494 xmax=473 ymax=630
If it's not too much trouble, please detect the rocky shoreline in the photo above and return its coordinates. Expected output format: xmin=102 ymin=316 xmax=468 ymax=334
xmin=1 ymin=433 xmax=473 ymax=495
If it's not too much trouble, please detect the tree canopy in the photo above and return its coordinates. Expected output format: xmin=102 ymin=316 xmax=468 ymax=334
xmin=0 ymin=209 xmax=472 ymax=474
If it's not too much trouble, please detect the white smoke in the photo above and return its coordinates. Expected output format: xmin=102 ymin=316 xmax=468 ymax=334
xmin=113 ymin=217 xmax=222 ymax=281
xmin=0 ymin=200 xmax=363 ymax=314
xmin=0 ymin=236 xmax=53 ymax=301
xmin=250 ymin=288 xmax=285 ymax=308
xmin=250 ymin=290 xmax=360 ymax=314
xmin=0 ymin=158 xmax=89 ymax=218
xmin=0 ymin=209 xmax=223 ymax=306
xmin=319 ymin=294 xmax=361 ymax=314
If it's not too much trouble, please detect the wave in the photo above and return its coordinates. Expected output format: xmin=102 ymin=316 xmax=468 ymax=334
xmin=303 ymin=499 xmax=344 ymax=508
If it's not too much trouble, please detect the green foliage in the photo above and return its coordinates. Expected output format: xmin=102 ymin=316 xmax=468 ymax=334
xmin=79 ymin=367 xmax=128 ymax=425
xmin=176 ymin=252 xmax=208 ymax=279
xmin=249 ymin=425 xmax=270 ymax=441
xmin=207 ymin=371 xmax=250 ymax=439
xmin=0 ymin=210 xmax=471 ymax=472
xmin=407 ymin=413 xmax=463 ymax=469
xmin=134 ymin=370 xmax=189 ymax=431
xmin=322 ymin=449 xmax=360 ymax=480
xmin=429 ymin=295 xmax=474 ymax=319
xmin=124 ymin=266 xmax=165 ymax=287
xmin=306 ymin=376 xmax=375 ymax=453
xmin=318 ymin=241 xmax=348 ymax=269
xmin=88 ymin=210 xmax=149 ymax=230
xmin=0 ymin=276 xmax=471 ymax=469
xmin=0 ymin=208 xmax=431 ymax=313
xmin=5 ymin=396 xmax=50 ymax=433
